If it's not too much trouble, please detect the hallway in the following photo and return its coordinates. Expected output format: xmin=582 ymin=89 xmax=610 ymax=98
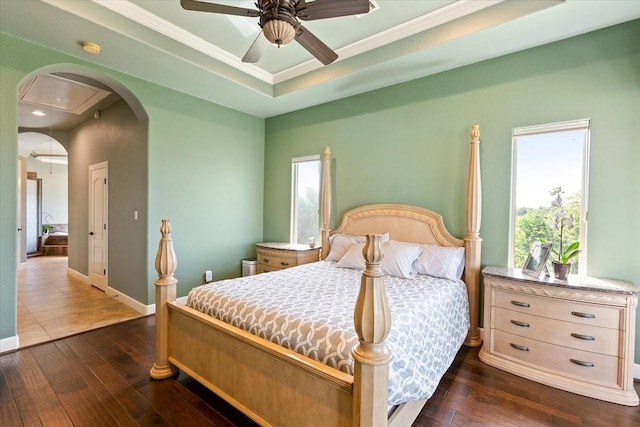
xmin=17 ymin=256 xmax=143 ymax=348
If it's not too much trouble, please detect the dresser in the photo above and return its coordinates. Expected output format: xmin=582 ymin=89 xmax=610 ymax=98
xmin=479 ymin=266 xmax=639 ymax=406
xmin=255 ymin=242 xmax=321 ymax=274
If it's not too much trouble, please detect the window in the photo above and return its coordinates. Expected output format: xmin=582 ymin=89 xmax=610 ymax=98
xmin=509 ymin=120 xmax=590 ymax=275
xmin=291 ymin=155 xmax=320 ymax=245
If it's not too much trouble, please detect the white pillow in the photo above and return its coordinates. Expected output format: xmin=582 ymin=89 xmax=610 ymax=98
xmin=336 ymin=240 xmax=422 ymax=279
xmin=326 ymin=233 xmax=389 ymax=262
xmin=326 ymin=234 xmax=365 ymax=262
xmin=416 ymin=244 xmax=465 ymax=280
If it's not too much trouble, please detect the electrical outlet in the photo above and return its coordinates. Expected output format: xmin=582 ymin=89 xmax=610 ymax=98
xmin=205 ymin=270 xmax=213 ymax=282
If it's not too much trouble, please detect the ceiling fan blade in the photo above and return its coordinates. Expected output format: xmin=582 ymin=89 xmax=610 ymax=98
xmin=180 ymin=0 xmax=260 ymax=18
xmin=295 ymin=25 xmax=338 ymax=65
xmin=242 ymin=32 xmax=270 ymax=63
xmin=296 ymin=0 xmax=370 ymax=21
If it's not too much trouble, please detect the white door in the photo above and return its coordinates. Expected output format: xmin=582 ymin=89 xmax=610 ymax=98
xmin=88 ymin=162 xmax=108 ymax=291
xmin=17 ymin=159 xmax=24 ymax=265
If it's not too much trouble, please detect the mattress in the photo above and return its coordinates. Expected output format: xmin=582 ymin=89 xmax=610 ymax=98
xmin=187 ymin=261 xmax=469 ymax=405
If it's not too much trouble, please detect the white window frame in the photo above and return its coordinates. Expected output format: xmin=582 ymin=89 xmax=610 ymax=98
xmin=290 ymin=154 xmax=321 ymax=245
xmin=508 ymin=119 xmax=590 ymax=275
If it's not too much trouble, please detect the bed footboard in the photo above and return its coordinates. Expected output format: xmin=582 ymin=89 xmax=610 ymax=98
xmin=150 ymin=220 xmax=392 ymax=426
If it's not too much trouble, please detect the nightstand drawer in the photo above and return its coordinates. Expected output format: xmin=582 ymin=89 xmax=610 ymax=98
xmin=493 ymin=330 xmax=621 ymax=388
xmin=259 ymin=264 xmax=283 ymax=273
xmin=493 ymin=307 xmax=619 ymax=356
xmin=257 ymin=253 xmax=297 ymax=269
xmin=493 ymin=287 xmax=622 ymax=329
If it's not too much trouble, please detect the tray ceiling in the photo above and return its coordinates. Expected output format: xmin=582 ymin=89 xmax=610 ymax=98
xmin=1 ymin=0 xmax=639 ymax=119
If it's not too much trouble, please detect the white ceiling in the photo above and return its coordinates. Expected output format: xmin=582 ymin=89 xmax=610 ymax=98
xmin=1 ymin=0 xmax=639 ymax=120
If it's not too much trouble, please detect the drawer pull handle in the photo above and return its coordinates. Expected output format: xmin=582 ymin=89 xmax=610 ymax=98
xmin=571 ymin=311 xmax=595 ymax=319
xmin=571 ymin=333 xmax=595 ymax=341
xmin=570 ymin=358 xmax=594 ymax=367
xmin=280 ymin=261 xmax=289 ymax=266
xmin=510 ymin=320 xmax=530 ymax=328
xmin=263 ymin=258 xmax=269 ymax=263
xmin=510 ymin=343 xmax=529 ymax=352
xmin=511 ymin=300 xmax=530 ymax=308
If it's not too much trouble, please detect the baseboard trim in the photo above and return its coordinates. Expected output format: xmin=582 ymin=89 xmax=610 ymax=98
xmin=0 ymin=335 xmax=19 ymax=353
xmin=67 ymin=267 xmax=190 ymax=316
xmin=69 ymin=268 xmax=150 ymax=315
xmin=67 ymin=267 xmax=89 ymax=283
xmin=105 ymin=288 xmax=153 ymax=315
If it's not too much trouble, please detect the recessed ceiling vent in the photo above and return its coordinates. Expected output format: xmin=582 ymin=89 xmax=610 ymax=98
xmin=19 ymin=73 xmax=111 ymax=115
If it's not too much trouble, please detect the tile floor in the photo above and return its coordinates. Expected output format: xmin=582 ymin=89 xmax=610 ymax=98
xmin=17 ymin=255 xmax=143 ymax=348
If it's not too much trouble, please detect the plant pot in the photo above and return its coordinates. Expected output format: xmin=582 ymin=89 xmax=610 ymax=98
xmin=552 ymin=261 xmax=571 ymax=280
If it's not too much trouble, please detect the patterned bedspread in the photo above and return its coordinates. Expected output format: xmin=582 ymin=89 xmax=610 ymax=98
xmin=187 ymin=261 xmax=469 ymax=405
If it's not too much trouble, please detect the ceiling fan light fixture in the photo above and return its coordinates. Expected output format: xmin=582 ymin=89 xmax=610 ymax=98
xmin=262 ymin=19 xmax=295 ymax=47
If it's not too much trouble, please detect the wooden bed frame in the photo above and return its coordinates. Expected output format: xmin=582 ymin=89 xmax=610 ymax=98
xmin=150 ymin=125 xmax=482 ymax=426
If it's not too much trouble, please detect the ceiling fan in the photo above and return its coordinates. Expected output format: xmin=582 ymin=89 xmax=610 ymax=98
xmin=180 ymin=0 xmax=370 ymax=65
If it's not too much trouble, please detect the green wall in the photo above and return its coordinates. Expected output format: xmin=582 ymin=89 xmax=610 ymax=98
xmin=264 ymin=21 xmax=640 ymax=361
xmin=0 ymin=33 xmax=264 ymax=344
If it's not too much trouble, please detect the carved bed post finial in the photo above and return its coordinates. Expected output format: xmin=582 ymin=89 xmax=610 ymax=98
xmin=320 ymin=146 xmax=332 ymax=260
xmin=464 ymin=125 xmax=482 ymax=347
xmin=150 ymin=219 xmax=178 ymax=380
xmin=352 ymin=234 xmax=391 ymax=426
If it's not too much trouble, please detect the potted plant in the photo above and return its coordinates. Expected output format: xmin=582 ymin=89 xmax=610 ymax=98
xmin=550 ymin=211 xmax=580 ymax=280
xmin=42 ymin=224 xmax=54 ymax=235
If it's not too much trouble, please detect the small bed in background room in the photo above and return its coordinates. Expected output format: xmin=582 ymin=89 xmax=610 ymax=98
xmin=150 ymin=126 xmax=483 ymax=427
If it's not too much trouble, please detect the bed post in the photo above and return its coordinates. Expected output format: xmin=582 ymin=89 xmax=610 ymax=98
xmin=320 ymin=146 xmax=332 ymax=260
xmin=150 ymin=219 xmax=178 ymax=380
xmin=464 ymin=125 xmax=482 ymax=347
xmin=352 ymin=234 xmax=391 ymax=427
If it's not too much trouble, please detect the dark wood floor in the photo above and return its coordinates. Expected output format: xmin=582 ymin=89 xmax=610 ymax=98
xmin=1 ymin=316 xmax=638 ymax=426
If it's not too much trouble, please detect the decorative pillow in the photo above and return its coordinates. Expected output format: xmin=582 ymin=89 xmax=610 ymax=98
xmin=326 ymin=234 xmax=365 ymax=262
xmin=336 ymin=240 xmax=423 ymax=279
xmin=326 ymin=233 xmax=389 ymax=262
xmin=416 ymin=244 xmax=465 ymax=280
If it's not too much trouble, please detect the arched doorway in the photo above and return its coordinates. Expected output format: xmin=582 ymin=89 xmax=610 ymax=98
xmin=15 ymin=65 xmax=149 ymax=347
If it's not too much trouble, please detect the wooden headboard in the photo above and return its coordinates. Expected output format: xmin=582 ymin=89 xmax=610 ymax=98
xmin=330 ymin=204 xmax=463 ymax=247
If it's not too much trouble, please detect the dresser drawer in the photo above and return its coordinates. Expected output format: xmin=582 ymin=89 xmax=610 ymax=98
xmin=493 ymin=330 xmax=621 ymax=389
xmin=257 ymin=253 xmax=297 ymax=269
xmin=493 ymin=288 xmax=622 ymax=329
xmin=493 ymin=307 xmax=620 ymax=356
xmin=259 ymin=264 xmax=283 ymax=273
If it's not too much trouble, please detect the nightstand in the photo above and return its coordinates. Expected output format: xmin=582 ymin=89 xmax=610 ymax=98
xmin=255 ymin=242 xmax=321 ymax=273
xmin=479 ymin=266 xmax=639 ymax=406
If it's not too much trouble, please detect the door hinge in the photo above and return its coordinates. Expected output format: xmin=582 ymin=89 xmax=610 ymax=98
xmin=104 ymin=269 xmax=106 ymax=275
xmin=104 ymin=178 xmax=107 ymax=184
xmin=103 ymin=224 xmax=106 ymax=230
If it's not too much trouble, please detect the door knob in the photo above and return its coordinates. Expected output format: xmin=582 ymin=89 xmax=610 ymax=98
xmin=17 ymin=228 xmax=23 ymax=231
xmin=89 ymin=232 xmax=94 ymax=236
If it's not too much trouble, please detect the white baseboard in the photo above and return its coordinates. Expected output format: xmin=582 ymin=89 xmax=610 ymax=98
xmin=106 ymin=287 xmax=154 ymax=315
xmin=67 ymin=267 xmax=89 ymax=283
xmin=103 ymin=289 xmax=189 ymax=315
xmin=67 ymin=267 xmax=189 ymax=316
xmin=0 ymin=335 xmax=19 ymax=353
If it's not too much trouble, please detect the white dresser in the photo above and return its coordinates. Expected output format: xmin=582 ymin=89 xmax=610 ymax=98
xmin=479 ymin=266 xmax=639 ymax=406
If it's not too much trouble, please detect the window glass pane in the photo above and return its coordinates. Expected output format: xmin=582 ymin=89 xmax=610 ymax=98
xmin=511 ymin=124 xmax=588 ymax=274
xmin=291 ymin=158 xmax=320 ymax=244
